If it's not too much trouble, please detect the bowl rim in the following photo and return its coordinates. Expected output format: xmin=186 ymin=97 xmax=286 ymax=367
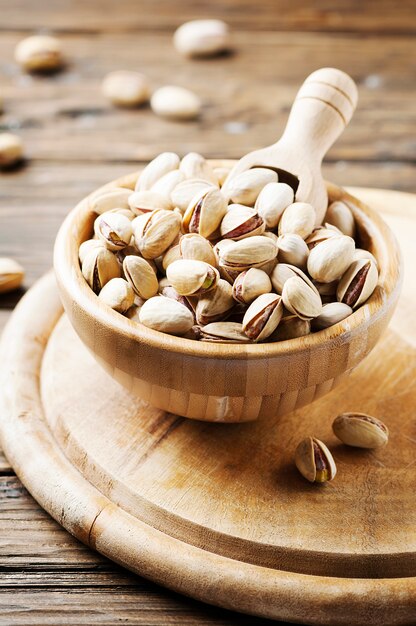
xmin=54 ymin=165 xmax=403 ymax=361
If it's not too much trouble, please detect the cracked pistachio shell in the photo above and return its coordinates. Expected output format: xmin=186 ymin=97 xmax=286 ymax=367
xmin=98 ymin=277 xmax=134 ymax=313
xmin=134 ymin=209 xmax=182 ymax=259
xmin=278 ymin=202 xmax=316 ymax=239
xmin=128 ymin=190 xmax=172 ymax=215
xmin=219 ymin=235 xmax=278 ymax=272
xmin=332 ymin=413 xmax=389 ymax=449
xmin=150 ymin=86 xmax=201 ymax=121
xmin=89 ymin=187 xmax=132 ymax=215
xmin=242 ymin=293 xmax=283 ymax=342
xmin=166 ymin=259 xmax=219 ymax=296
xmin=282 ymin=276 xmax=322 ymax=320
xmin=151 ymin=169 xmax=185 ymax=198
xmin=139 ymin=296 xmax=194 ymax=335
xmin=171 ymin=178 xmax=215 ymax=213
xmin=325 ymin=201 xmax=355 ymax=238
xmin=337 ymin=258 xmax=378 ymax=308
xmin=277 ymin=234 xmax=309 ymax=269
xmin=295 ymin=437 xmax=337 ymax=483
xmin=197 ymin=321 xmax=251 ymax=343
xmin=269 ymin=315 xmax=310 ymax=341
xmin=232 ymin=268 xmax=272 ymax=304
xmin=81 ymin=247 xmax=121 ymax=293
xmin=95 ymin=213 xmax=133 ymax=251
xmin=226 ymin=168 xmax=278 ymax=206
xmin=102 ymin=70 xmax=150 ymax=107
xmin=135 ymin=152 xmax=180 ymax=192
xmin=312 ymin=302 xmax=353 ymax=331
xmin=305 ymin=226 xmax=341 ymax=250
xmin=271 ymin=263 xmax=317 ymax=296
xmin=220 ymin=205 xmax=265 ymax=240
xmin=0 ymin=133 xmax=24 ymax=167
xmin=179 ymin=233 xmax=217 ymax=266
xmin=196 ymin=279 xmax=234 ymax=325
xmin=123 ymin=255 xmax=158 ymax=300
xmin=79 ymin=239 xmax=105 ymax=264
xmin=183 ymin=187 xmax=228 ymax=239
xmin=15 ymin=35 xmax=63 ymax=72
xmin=0 ymin=257 xmax=25 ymax=293
xmin=307 ymin=235 xmax=355 ymax=283
xmin=179 ymin=152 xmax=217 ymax=183
xmin=254 ymin=182 xmax=294 ymax=229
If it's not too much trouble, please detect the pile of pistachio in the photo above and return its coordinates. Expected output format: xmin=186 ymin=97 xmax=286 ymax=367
xmin=79 ymin=151 xmax=379 ymax=343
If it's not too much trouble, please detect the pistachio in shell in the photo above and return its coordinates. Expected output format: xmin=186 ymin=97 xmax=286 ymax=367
xmin=166 ymin=259 xmax=219 ymax=296
xmin=242 ymin=293 xmax=283 ymax=342
xmin=139 ymin=295 xmax=194 ymax=335
xmin=122 ymin=255 xmax=159 ymax=300
xmin=183 ymin=187 xmax=228 ymax=239
xmin=332 ymin=412 xmax=389 ymax=449
xmin=336 ymin=259 xmax=378 ymax=308
xmin=220 ymin=204 xmax=265 ymax=240
xmin=295 ymin=437 xmax=337 ymax=483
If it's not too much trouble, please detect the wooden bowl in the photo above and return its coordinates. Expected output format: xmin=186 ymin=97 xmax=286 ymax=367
xmin=54 ymin=161 xmax=402 ymax=423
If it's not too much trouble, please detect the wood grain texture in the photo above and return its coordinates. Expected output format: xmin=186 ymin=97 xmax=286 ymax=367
xmin=0 ymin=189 xmax=416 ymax=625
xmin=54 ymin=167 xmax=402 ymax=421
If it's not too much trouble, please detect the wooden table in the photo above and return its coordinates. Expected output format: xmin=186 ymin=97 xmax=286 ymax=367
xmin=0 ymin=1 xmax=415 ymax=623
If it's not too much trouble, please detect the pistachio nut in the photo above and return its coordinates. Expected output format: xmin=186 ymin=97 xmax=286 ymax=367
xmin=183 ymin=187 xmax=228 ymax=239
xmin=90 ymin=187 xmax=132 ymax=215
xmin=196 ymin=279 xmax=234 ymax=325
xmin=226 ymin=168 xmax=278 ymax=206
xmin=171 ymin=178 xmax=215 ymax=213
xmin=278 ymin=202 xmax=316 ymax=239
xmin=150 ymin=86 xmax=201 ymax=121
xmin=139 ymin=296 xmax=194 ymax=335
xmin=15 ymin=35 xmax=64 ymax=72
xmin=123 ymin=255 xmax=158 ymax=300
xmin=0 ymin=133 xmax=24 ymax=167
xmin=325 ymin=201 xmax=355 ymax=238
xmin=151 ymin=169 xmax=185 ymax=198
xmin=269 ymin=315 xmax=310 ymax=341
xmin=173 ymin=19 xmax=229 ymax=57
xmin=0 ymin=257 xmax=25 ymax=293
xmin=166 ymin=259 xmax=219 ymax=296
xmin=277 ymin=234 xmax=309 ymax=268
xmin=219 ymin=235 xmax=278 ymax=272
xmin=332 ymin=412 xmax=389 ymax=449
xmin=353 ymin=248 xmax=378 ymax=266
xmin=295 ymin=437 xmax=337 ymax=483
xmin=254 ymin=182 xmax=294 ymax=229
xmin=135 ymin=152 xmax=180 ymax=192
xmin=282 ymin=276 xmax=322 ymax=320
xmin=134 ymin=209 xmax=182 ymax=259
xmin=220 ymin=205 xmax=265 ymax=240
xmin=337 ymin=259 xmax=378 ymax=308
xmin=307 ymin=235 xmax=355 ymax=283
xmin=312 ymin=302 xmax=353 ymax=331
xmin=179 ymin=233 xmax=217 ymax=266
xmin=213 ymin=166 xmax=231 ymax=187
xmin=95 ymin=213 xmax=133 ymax=251
xmin=179 ymin=152 xmax=217 ymax=183
xmin=102 ymin=70 xmax=150 ymax=107
xmin=128 ymin=190 xmax=172 ymax=215
xmin=196 ymin=321 xmax=251 ymax=343
xmin=82 ymin=247 xmax=121 ymax=293
xmin=232 ymin=268 xmax=272 ymax=304
xmin=271 ymin=263 xmax=317 ymax=295
xmin=98 ymin=277 xmax=134 ymax=313
xmin=242 ymin=293 xmax=283 ymax=342
xmin=305 ymin=226 xmax=340 ymax=250
xmin=79 ymin=238 xmax=105 ymax=265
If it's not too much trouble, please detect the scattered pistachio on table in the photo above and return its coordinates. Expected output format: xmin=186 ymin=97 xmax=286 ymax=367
xmin=173 ymin=19 xmax=230 ymax=57
xmin=150 ymin=86 xmax=201 ymax=121
xmin=0 ymin=257 xmax=25 ymax=294
xmin=332 ymin=412 xmax=389 ymax=448
xmin=102 ymin=70 xmax=150 ymax=108
xmin=295 ymin=437 xmax=337 ymax=484
xmin=0 ymin=133 xmax=24 ymax=168
xmin=15 ymin=35 xmax=64 ymax=72
xmin=78 ymin=151 xmax=379 ymax=342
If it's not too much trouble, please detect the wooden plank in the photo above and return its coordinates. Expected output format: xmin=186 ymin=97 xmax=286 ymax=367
xmin=0 ymin=32 xmax=415 ymax=163
xmin=0 ymin=481 xmax=268 ymax=625
xmin=0 ymin=0 xmax=415 ymax=34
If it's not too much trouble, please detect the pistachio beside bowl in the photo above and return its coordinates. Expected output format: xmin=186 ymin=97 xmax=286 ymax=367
xmin=54 ymin=160 xmax=402 ymax=423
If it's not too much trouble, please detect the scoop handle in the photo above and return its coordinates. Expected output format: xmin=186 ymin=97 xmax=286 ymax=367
xmin=280 ymin=68 xmax=358 ymax=164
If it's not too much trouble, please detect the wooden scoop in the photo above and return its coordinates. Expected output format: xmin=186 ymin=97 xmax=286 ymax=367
xmin=222 ymin=67 xmax=358 ymax=225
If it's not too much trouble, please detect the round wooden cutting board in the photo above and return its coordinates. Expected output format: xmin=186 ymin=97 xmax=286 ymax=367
xmin=1 ymin=188 xmax=415 ymax=625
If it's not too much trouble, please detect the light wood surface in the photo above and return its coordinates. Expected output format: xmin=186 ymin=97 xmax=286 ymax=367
xmin=54 ymin=166 xmax=402 ymax=422
xmin=1 ymin=188 xmax=415 ymax=624
xmin=222 ymin=68 xmax=358 ymax=224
